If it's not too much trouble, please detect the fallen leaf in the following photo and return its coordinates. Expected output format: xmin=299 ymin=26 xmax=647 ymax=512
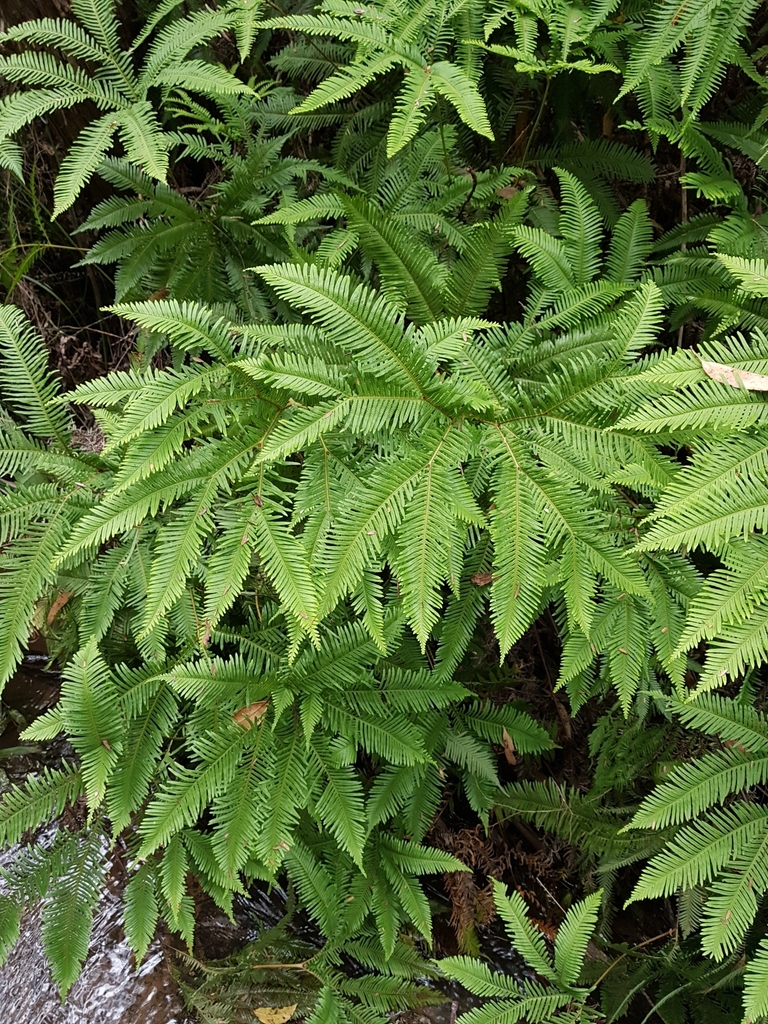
xmin=502 ymin=727 xmax=517 ymax=765
xmin=531 ymin=915 xmax=557 ymax=941
xmin=234 ymin=699 xmax=270 ymax=730
xmin=701 ymin=358 xmax=768 ymax=391
xmin=253 ymin=1005 xmax=297 ymax=1024
xmin=496 ymin=184 xmax=519 ymax=200
xmin=47 ymin=591 xmax=73 ymax=626
xmin=470 ymin=572 xmax=494 ymax=586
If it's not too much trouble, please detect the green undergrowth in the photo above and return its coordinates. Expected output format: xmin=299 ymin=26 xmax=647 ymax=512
xmin=2 ymin=1 xmax=768 ymax=1021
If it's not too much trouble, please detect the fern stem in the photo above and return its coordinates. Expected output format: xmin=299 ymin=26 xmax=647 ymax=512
xmin=589 ymin=928 xmax=676 ymax=990
xmin=521 ymin=76 xmax=551 ymax=166
xmin=677 ymin=148 xmax=687 ymax=347
xmin=248 ymin=962 xmax=308 ymax=969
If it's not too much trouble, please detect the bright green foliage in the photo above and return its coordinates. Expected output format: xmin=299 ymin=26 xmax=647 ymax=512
xmin=625 ymin=695 xmax=768 ymax=971
xmin=0 ymin=175 xmax=683 ymax=708
xmin=0 ymin=147 xmax=732 ymax=995
xmin=624 ymin=260 xmax=768 ymax=694
xmin=0 ymin=161 xmax=677 ymax=992
xmin=77 ymin=105 xmax=351 ymax=308
xmin=0 ymin=0 xmax=254 ymax=214
xmin=258 ymin=0 xmax=493 ymax=157
xmin=440 ymin=881 xmax=602 ymax=1023
xmin=0 ymin=829 xmax=107 ymax=996
xmin=0 ymin=292 xmax=566 ymax=974
xmin=7 ymin=0 xmax=768 ymax=1015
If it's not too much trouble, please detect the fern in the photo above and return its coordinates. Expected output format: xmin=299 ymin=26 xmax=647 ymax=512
xmin=7 ymin=2 xmax=768 ymax=1007
xmin=260 ymin=0 xmax=493 ymax=156
xmin=0 ymin=0 xmax=251 ymax=214
xmin=440 ymin=882 xmax=602 ymax=1023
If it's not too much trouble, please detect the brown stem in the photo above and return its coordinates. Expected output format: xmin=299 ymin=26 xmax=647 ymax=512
xmin=590 ymin=928 xmax=676 ymax=990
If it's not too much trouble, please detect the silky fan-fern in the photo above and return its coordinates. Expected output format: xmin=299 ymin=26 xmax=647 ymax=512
xmin=0 ymin=165 xmax=686 ymax=990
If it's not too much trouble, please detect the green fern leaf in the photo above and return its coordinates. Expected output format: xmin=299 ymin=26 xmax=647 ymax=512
xmin=0 ymin=305 xmax=71 ymax=443
xmin=744 ymin=936 xmax=768 ymax=1023
xmin=386 ymin=67 xmax=435 ymax=157
xmin=0 ymin=765 xmax=83 ymax=847
xmin=60 ymin=641 xmax=122 ymax=805
xmin=41 ymin=833 xmax=106 ymax=997
xmin=429 ymin=61 xmax=493 ymax=140
xmin=123 ymin=862 xmax=159 ymax=966
xmin=489 ymin=459 xmax=546 ymax=657
xmin=553 ymin=889 xmax=601 ymax=988
xmin=491 ymin=879 xmax=557 ymax=982
xmin=628 ymin=749 xmax=768 ymax=830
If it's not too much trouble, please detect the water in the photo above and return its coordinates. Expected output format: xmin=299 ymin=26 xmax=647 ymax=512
xmin=0 ymin=876 xmax=191 ymax=1023
xmin=0 ymin=658 xmax=194 ymax=1022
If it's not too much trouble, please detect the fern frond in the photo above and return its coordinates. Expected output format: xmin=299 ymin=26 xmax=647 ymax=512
xmin=341 ymin=195 xmax=446 ymax=324
xmin=123 ymin=862 xmax=159 ymax=966
xmin=437 ymin=957 xmax=522 ymax=998
xmin=70 ymin=0 xmax=121 ymax=54
xmin=41 ymin=831 xmax=106 ymax=996
xmin=488 ymin=459 xmax=546 ymax=656
xmin=675 ymin=539 xmax=768 ymax=653
xmin=743 ymin=936 xmax=768 ymax=1023
xmin=108 ymin=682 xmax=179 ymax=832
xmin=553 ymin=889 xmax=601 ymax=988
xmin=555 ymin=168 xmax=602 ymax=286
xmin=429 ymin=61 xmax=493 ymax=141
xmin=0 ymin=305 xmax=71 ymax=442
xmin=257 ymin=263 xmax=430 ymax=392
xmin=628 ymin=749 xmax=768 ymax=830
xmin=491 ymin=879 xmax=557 ymax=982
xmin=59 ymin=641 xmax=122 ymax=805
xmin=0 ymin=764 xmax=84 ymax=847
xmin=117 ymin=101 xmax=169 ymax=181
xmin=629 ymin=803 xmax=768 ymax=902
xmin=0 ymin=515 xmax=73 ymax=689
xmin=2 ymin=18 xmax=110 ymax=64
xmin=251 ymin=502 xmax=319 ymax=632
xmin=52 ymin=113 xmax=119 ymax=217
xmin=673 ymin=693 xmax=768 ymax=751
xmin=702 ymin=827 xmax=768 ymax=958
xmin=605 ymin=200 xmax=653 ymax=283
xmin=314 ymin=741 xmax=366 ymax=868
xmin=386 ymin=66 xmax=436 ymax=157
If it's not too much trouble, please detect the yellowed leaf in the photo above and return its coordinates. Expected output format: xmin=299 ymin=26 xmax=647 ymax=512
xmin=234 ymin=699 xmax=270 ymax=730
xmin=700 ymin=359 xmax=768 ymax=391
xmin=253 ymin=1005 xmax=298 ymax=1024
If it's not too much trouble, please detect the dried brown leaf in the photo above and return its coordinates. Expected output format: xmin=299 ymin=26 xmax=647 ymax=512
xmin=47 ymin=591 xmax=73 ymax=626
xmin=502 ymin=727 xmax=517 ymax=765
xmin=701 ymin=359 xmax=768 ymax=391
xmin=234 ymin=699 xmax=269 ymax=730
